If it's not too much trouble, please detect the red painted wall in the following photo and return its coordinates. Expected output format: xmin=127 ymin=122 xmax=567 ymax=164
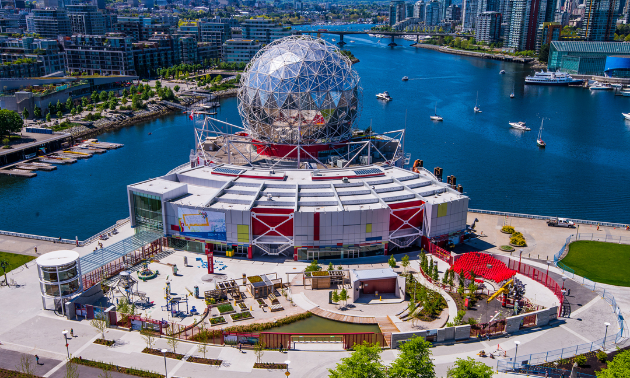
xmin=389 ymin=200 xmax=424 ymax=232
xmin=362 ymin=278 xmax=396 ymax=294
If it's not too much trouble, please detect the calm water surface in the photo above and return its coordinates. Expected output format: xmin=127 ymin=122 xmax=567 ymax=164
xmin=1 ymin=29 xmax=630 ymax=238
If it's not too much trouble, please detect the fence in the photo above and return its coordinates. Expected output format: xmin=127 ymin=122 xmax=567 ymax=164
xmin=507 ymin=364 xmax=597 ymax=378
xmin=496 ymin=233 xmax=630 ymax=373
xmin=504 ymin=258 xmax=565 ymax=313
xmin=81 ymin=237 xmax=165 ymax=289
xmin=468 ymin=209 xmax=630 ymax=228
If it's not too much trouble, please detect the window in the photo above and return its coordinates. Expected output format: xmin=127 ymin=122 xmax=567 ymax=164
xmin=132 ymin=192 xmax=163 ymax=231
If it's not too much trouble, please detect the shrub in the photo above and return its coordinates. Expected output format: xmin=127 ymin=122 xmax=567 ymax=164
xmin=597 ymin=350 xmax=608 ymax=363
xmin=574 ymin=354 xmax=587 ymax=366
xmin=501 ymin=225 xmax=515 ymax=233
xmin=510 ymin=232 xmax=527 ymax=246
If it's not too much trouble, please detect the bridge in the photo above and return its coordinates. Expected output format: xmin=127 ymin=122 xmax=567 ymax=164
xmin=292 ymin=29 xmax=474 ymax=47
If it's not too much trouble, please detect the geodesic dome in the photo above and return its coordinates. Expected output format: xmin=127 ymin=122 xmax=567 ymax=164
xmin=238 ymin=35 xmax=361 ymax=146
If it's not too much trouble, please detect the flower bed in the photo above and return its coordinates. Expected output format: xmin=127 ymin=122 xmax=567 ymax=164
xmin=209 ymin=316 xmax=226 ymax=326
xmin=0 ymin=367 xmax=38 ymax=378
xmin=217 ymin=304 xmax=235 ymax=314
xmin=93 ymin=338 xmax=115 ymax=346
xmin=237 ymin=302 xmax=247 ymax=310
xmin=256 ymin=298 xmax=267 ymax=307
xmin=187 ymin=356 xmax=223 ymax=366
xmin=254 ymin=362 xmax=288 ymax=370
xmin=501 ymin=226 xmax=515 ymax=234
xmin=247 ymin=276 xmax=263 ymax=283
xmin=230 ymin=311 xmax=254 ymax=322
xmin=70 ymin=357 xmax=163 ymax=378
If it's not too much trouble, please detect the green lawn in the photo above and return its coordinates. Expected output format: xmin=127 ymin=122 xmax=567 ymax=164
xmin=561 ymin=241 xmax=630 ymax=286
xmin=0 ymin=251 xmax=36 ymax=275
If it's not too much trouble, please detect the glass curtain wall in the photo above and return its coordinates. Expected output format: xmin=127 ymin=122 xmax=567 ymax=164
xmin=132 ymin=191 xmax=163 ymax=232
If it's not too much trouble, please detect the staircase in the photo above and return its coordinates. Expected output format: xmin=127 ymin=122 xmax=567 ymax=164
xmin=257 ymin=243 xmax=292 ymax=256
xmin=376 ymin=316 xmax=400 ymax=348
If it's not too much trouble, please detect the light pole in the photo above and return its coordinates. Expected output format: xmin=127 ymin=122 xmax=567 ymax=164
xmin=604 ymin=322 xmax=611 ymax=348
xmin=546 ymin=261 xmax=551 ymax=281
xmin=161 ymin=349 xmax=168 ymax=378
xmin=561 ymin=276 xmax=568 ymax=290
xmin=62 ymin=330 xmax=70 ymax=359
xmin=284 ymin=360 xmax=291 ymax=377
xmin=518 ymin=249 xmax=523 ymax=271
xmin=514 ymin=340 xmax=521 ymax=367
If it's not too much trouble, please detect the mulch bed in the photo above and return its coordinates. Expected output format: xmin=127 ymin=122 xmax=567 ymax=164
xmin=0 ymin=367 xmax=39 ymax=378
xmin=70 ymin=357 xmax=163 ymax=378
xmin=537 ymin=345 xmax=630 ymax=376
xmin=253 ymin=362 xmax=288 ymax=370
xmin=142 ymin=348 xmax=222 ymax=366
xmin=93 ymin=338 xmax=115 ymax=346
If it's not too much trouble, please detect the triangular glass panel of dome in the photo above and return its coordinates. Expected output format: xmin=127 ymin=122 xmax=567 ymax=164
xmin=247 ymin=87 xmax=257 ymax=102
xmin=275 ymin=92 xmax=289 ymax=109
xmin=330 ymin=91 xmax=341 ymax=107
xmin=322 ymin=92 xmax=335 ymax=109
xmin=259 ymin=90 xmax=269 ymax=107
xmin=252 ymin=90 xmax=262 ymax=107
xmin=311 ymin=92 xmax=324 ymax=108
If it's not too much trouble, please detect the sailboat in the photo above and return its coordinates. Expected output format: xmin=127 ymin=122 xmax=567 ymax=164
xmin=474 ymin=92 xmax=482 ymax=113
xmin=510 ymin=84 xmax=515 ymax=98
xmin=537 ymin=119 xmax=546 ymax=147
xmin=430 ymin=102 xmax=443 ymax=121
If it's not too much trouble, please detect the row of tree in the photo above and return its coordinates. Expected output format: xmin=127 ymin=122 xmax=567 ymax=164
xmin=329 ymin=336 xmax=493 ymax=378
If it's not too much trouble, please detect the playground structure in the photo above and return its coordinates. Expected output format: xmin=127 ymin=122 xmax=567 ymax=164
xmin=162 ymin=281 xmax=194 ymax=317
xmin=137 ymin=261 xmax=158 ymax=281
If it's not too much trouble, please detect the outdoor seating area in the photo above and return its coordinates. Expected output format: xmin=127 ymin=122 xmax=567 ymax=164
xmin=451 ymin=252 xmax=516 ymax=283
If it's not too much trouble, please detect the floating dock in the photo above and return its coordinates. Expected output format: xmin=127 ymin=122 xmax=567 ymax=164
xmin=0 ymin=169 xmax=37 ymax=177
xmin=39 ymin=157 xmax=76 ymax=164
xmin=16 ymin=163 xmax=57 ymax=171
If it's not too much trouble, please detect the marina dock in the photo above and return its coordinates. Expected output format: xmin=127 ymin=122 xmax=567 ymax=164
xmin=0 ymin=138 xmax=124 ymax=179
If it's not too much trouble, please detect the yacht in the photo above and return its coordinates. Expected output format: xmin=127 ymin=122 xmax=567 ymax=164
xmin=510 ymin=84 xmax=515 ymax=98
xmin=537 ymin=120 xmax=546 ymax=148
xmin=589 ymin=81 xmax=613 ymax=90
xmin=402 ymin=76 xmax=409 ymax=81
xmin=612 ymin=83 xmax=623 ymax=89
xmin=525 ymin=70 xmax=583 ymax=86
xmin=500 ymin=70 xmax=506 ymax=74
xmin=509 ymin=121 xmax=531 ymax=131
xmin=474 ymin=91 xmax=482 ymax=113
xmin=622 ymin=113 xmax=630 ymax=120
xmin=376 ymin=91 xmax=392 ymax=101
xmin=430 ymin=102 xmax=443 ymax=121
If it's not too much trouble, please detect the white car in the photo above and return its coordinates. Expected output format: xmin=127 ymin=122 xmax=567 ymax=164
xmin=547 ymin=218 xmax=575 ymax=228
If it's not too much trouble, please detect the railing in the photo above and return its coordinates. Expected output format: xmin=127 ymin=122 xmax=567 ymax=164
xmin=468 ymin=209 xmax=630 ymax=228
xmin=0 ymin=230 xmax=76 ymax=245
xmin=506 ymin=364 xmax=597 ymax=378
xmin=497 ymin=233 xmax=629 ymax=373
xmin=81 ymin=218 xmax=130 ymax=247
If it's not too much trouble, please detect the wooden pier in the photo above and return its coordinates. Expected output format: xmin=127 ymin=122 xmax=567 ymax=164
xmin=0 ymin=169 xmax=37 ymax=177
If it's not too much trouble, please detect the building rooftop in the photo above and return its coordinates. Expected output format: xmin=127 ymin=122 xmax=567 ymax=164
xmin=350 ymin=267 xmax=398 ymax=281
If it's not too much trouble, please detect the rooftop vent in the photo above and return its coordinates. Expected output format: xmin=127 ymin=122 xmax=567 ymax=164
xmin=342 ymin=177 xmax=349 ymax=183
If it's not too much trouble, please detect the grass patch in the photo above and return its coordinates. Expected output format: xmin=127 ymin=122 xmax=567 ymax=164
xmin=0 ymin=251 xmax=36 ymax=274
xmin=562 ymin=241 xmax=630 ymax=286
xmin=217 ymin=304 xmax=234 ymax=314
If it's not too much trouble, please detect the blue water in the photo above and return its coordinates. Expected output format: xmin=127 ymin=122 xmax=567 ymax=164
xmin=2 ymin=28 xmax=630 ymax=239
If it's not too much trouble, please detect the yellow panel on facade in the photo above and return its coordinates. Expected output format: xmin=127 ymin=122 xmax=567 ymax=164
xmin=437 ymin=203 xmax=448 ymax=217
xmin=238 ymin=235 xmax=249 ymax=243
xmin=366 ymin=223 xmax=372 ymax=233
xmin=237 ymin=225 xmax=249 ymax=234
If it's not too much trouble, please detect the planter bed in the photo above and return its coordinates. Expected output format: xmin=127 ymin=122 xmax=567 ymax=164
xmin=254 ymin=362 xmax=288 ymax=370
xmin=216 ymin=304 xmax=236 ymax=315
xmin=256 ymin=298 xmax=267 ymax=307
xmin=93 ymin=338 xmax=115 ymax=347
xmin=209 ymin=316 xmax=227 ymax=326
xmin=237 ymin=302 xmax=247 ymax=311
xmin=230 ymin=312 xmax=254 ymax=322
xmin=509 ymin=242 xmax=527 ymax=247
xmin=143 ymin=347 xmax=184 ymax=360
xmin=70 ymin=357 xmax=163 ymax=378
xmin=499 ymin=245 xmax=515 ymax=252
xmin=186 ymin=356 xmax=223 ymax=366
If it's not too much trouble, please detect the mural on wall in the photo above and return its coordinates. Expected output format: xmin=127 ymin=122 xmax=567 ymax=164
xmin=177 ymin=208 xmax=227 ymax=241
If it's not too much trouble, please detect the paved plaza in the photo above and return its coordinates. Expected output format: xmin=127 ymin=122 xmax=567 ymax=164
xmin=0 ymin=213 xmax=628 ymax=377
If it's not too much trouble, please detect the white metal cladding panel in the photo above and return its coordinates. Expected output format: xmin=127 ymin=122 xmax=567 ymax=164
xmin=163 ymin=184 xmax=189 ymax=202
xmin=164 ymin=202 xmax=179 ymax=233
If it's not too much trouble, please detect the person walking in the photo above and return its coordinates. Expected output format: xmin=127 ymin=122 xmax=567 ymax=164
xmin=34 ymin=247 xmax=37 ymax=254
xmin=238 ymin=342 xmax=242 ymax=353
xmin=35 ymin=355 xmax=40 ymax=365
xmin=279 ymin=342 xmax=283 ymax=353
xmin=70 ymin=328 xmax=74 ymax=337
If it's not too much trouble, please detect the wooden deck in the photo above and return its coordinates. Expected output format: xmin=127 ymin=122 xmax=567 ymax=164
xmin=376 ymin=316 xmax=400 ymax=347
xmin=309 ymin=307 xmax=377 ymax=324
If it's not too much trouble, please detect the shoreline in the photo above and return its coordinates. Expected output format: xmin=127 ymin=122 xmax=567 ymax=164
xmin=413 ymin=43 xmax=537 ymax=65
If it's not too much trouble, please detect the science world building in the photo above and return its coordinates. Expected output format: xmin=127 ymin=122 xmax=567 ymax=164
xmin=127 ymin=36 xmax=469 ymax=261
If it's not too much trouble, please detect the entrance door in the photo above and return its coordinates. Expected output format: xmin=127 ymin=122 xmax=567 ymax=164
xmin=345 ymin=249 xmax=359 ymax=259
xmin=307 ymin=249 xmax=319 ymax=260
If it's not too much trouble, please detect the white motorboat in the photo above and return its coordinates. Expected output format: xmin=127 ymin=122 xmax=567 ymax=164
xmin=525 ymin=70 xmax=583 ymax=85
xmin=500 ymin=70 xmax=506 ymax=74
xmin=402 ymin=76 xmax=409 ymax=81
xmin=590 ymin=81 xmax=613 ymax=90
xmin=612 ymin=83 xmax=623 ymax=88
xmin=430 ymin=102 xmax=443 ymax=121
xmin=474 ymin=91 xmax=482 ymax=113
xmin=509 ymin=121 xmax=530 ymax=131
xmin=510 ymin=84 xmax=515 ymax=98
xmin=622 ymin=113 xmax=630 ymax=120
xmin=376 ymin=91 xmax=392 ymax=101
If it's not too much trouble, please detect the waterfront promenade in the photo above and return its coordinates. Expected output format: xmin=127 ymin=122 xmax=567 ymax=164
xmin=0 ymin=212 xmax=628 ymax=377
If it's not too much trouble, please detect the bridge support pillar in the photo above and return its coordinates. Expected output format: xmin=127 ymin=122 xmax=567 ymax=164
xmin=388 ymin=35 xmax=397 ymax=47
xmin=337 ymin=34 xmax=346 ymax=46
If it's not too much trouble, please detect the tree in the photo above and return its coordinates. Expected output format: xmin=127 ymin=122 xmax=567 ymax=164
xmin=17 ymin=355 xmax=35 ymax=376
xmin=446 ymin=357 xmax=493 ymax=378
xmin=90 ymin=312 xmax=110 ymax=341
xmin=328 ymin=342 xmax=386 ymax=378
xmin=46 ymin=113 xmax=51 ymax=122
xmin=64 ymin=359 xmax=79 ymax=378
xmin=305 ymin=260 xmax=321 ymax=272
xmin=57 ymin=111 xmax=63 ymax=119
xmin=91 ymin=91 xmax=99 ymax=102
xmin=539 ymin=44 xmax=550 ymax=62
xmin=155 ymin=80 xmax=161 ymax=89
xmin=140 ymin=328 xmax=156 ymax=349
xmin=388 ymin=335 xmax=435 ymax=378
xmin=173 ymin=85 xmax=180 ymax=92
xmin=66 ymin=97 xmax=73 ymax=110
xmin=328 ymin=262 xmax=334 ymax=271
xmin=196 ymin=324 xmax=209 ymax=358
xmin=401 ymin=254 xmax=410 ymax=273
xmin=22 ymin=108 xmax=29 ymax=119
xmin=339 ymin=288 xmax=348 ymax=307
xmin=0 ymin=109 xmax=24 ymax=137
xmin=166 ymin=324 xmax=180 ymax=354
xmin=99 ymin=91 xmax=108 ymax=102
xmin=253 ymin=340 xmax=265 ymax=363
xmin=388 ymin=255 xmax=397 ymax=268
xmin=132 ymin=94 xmax=143 ymax=110
xmin=432 ymin=263 xmax=439 ymax=282
xmin=597 ymin=349 xmax=630 ymax=378
xmin=34 ymin=106 xmax=42 ymax=118
xmin=332 ymin=289 xmax=340 ymax=306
